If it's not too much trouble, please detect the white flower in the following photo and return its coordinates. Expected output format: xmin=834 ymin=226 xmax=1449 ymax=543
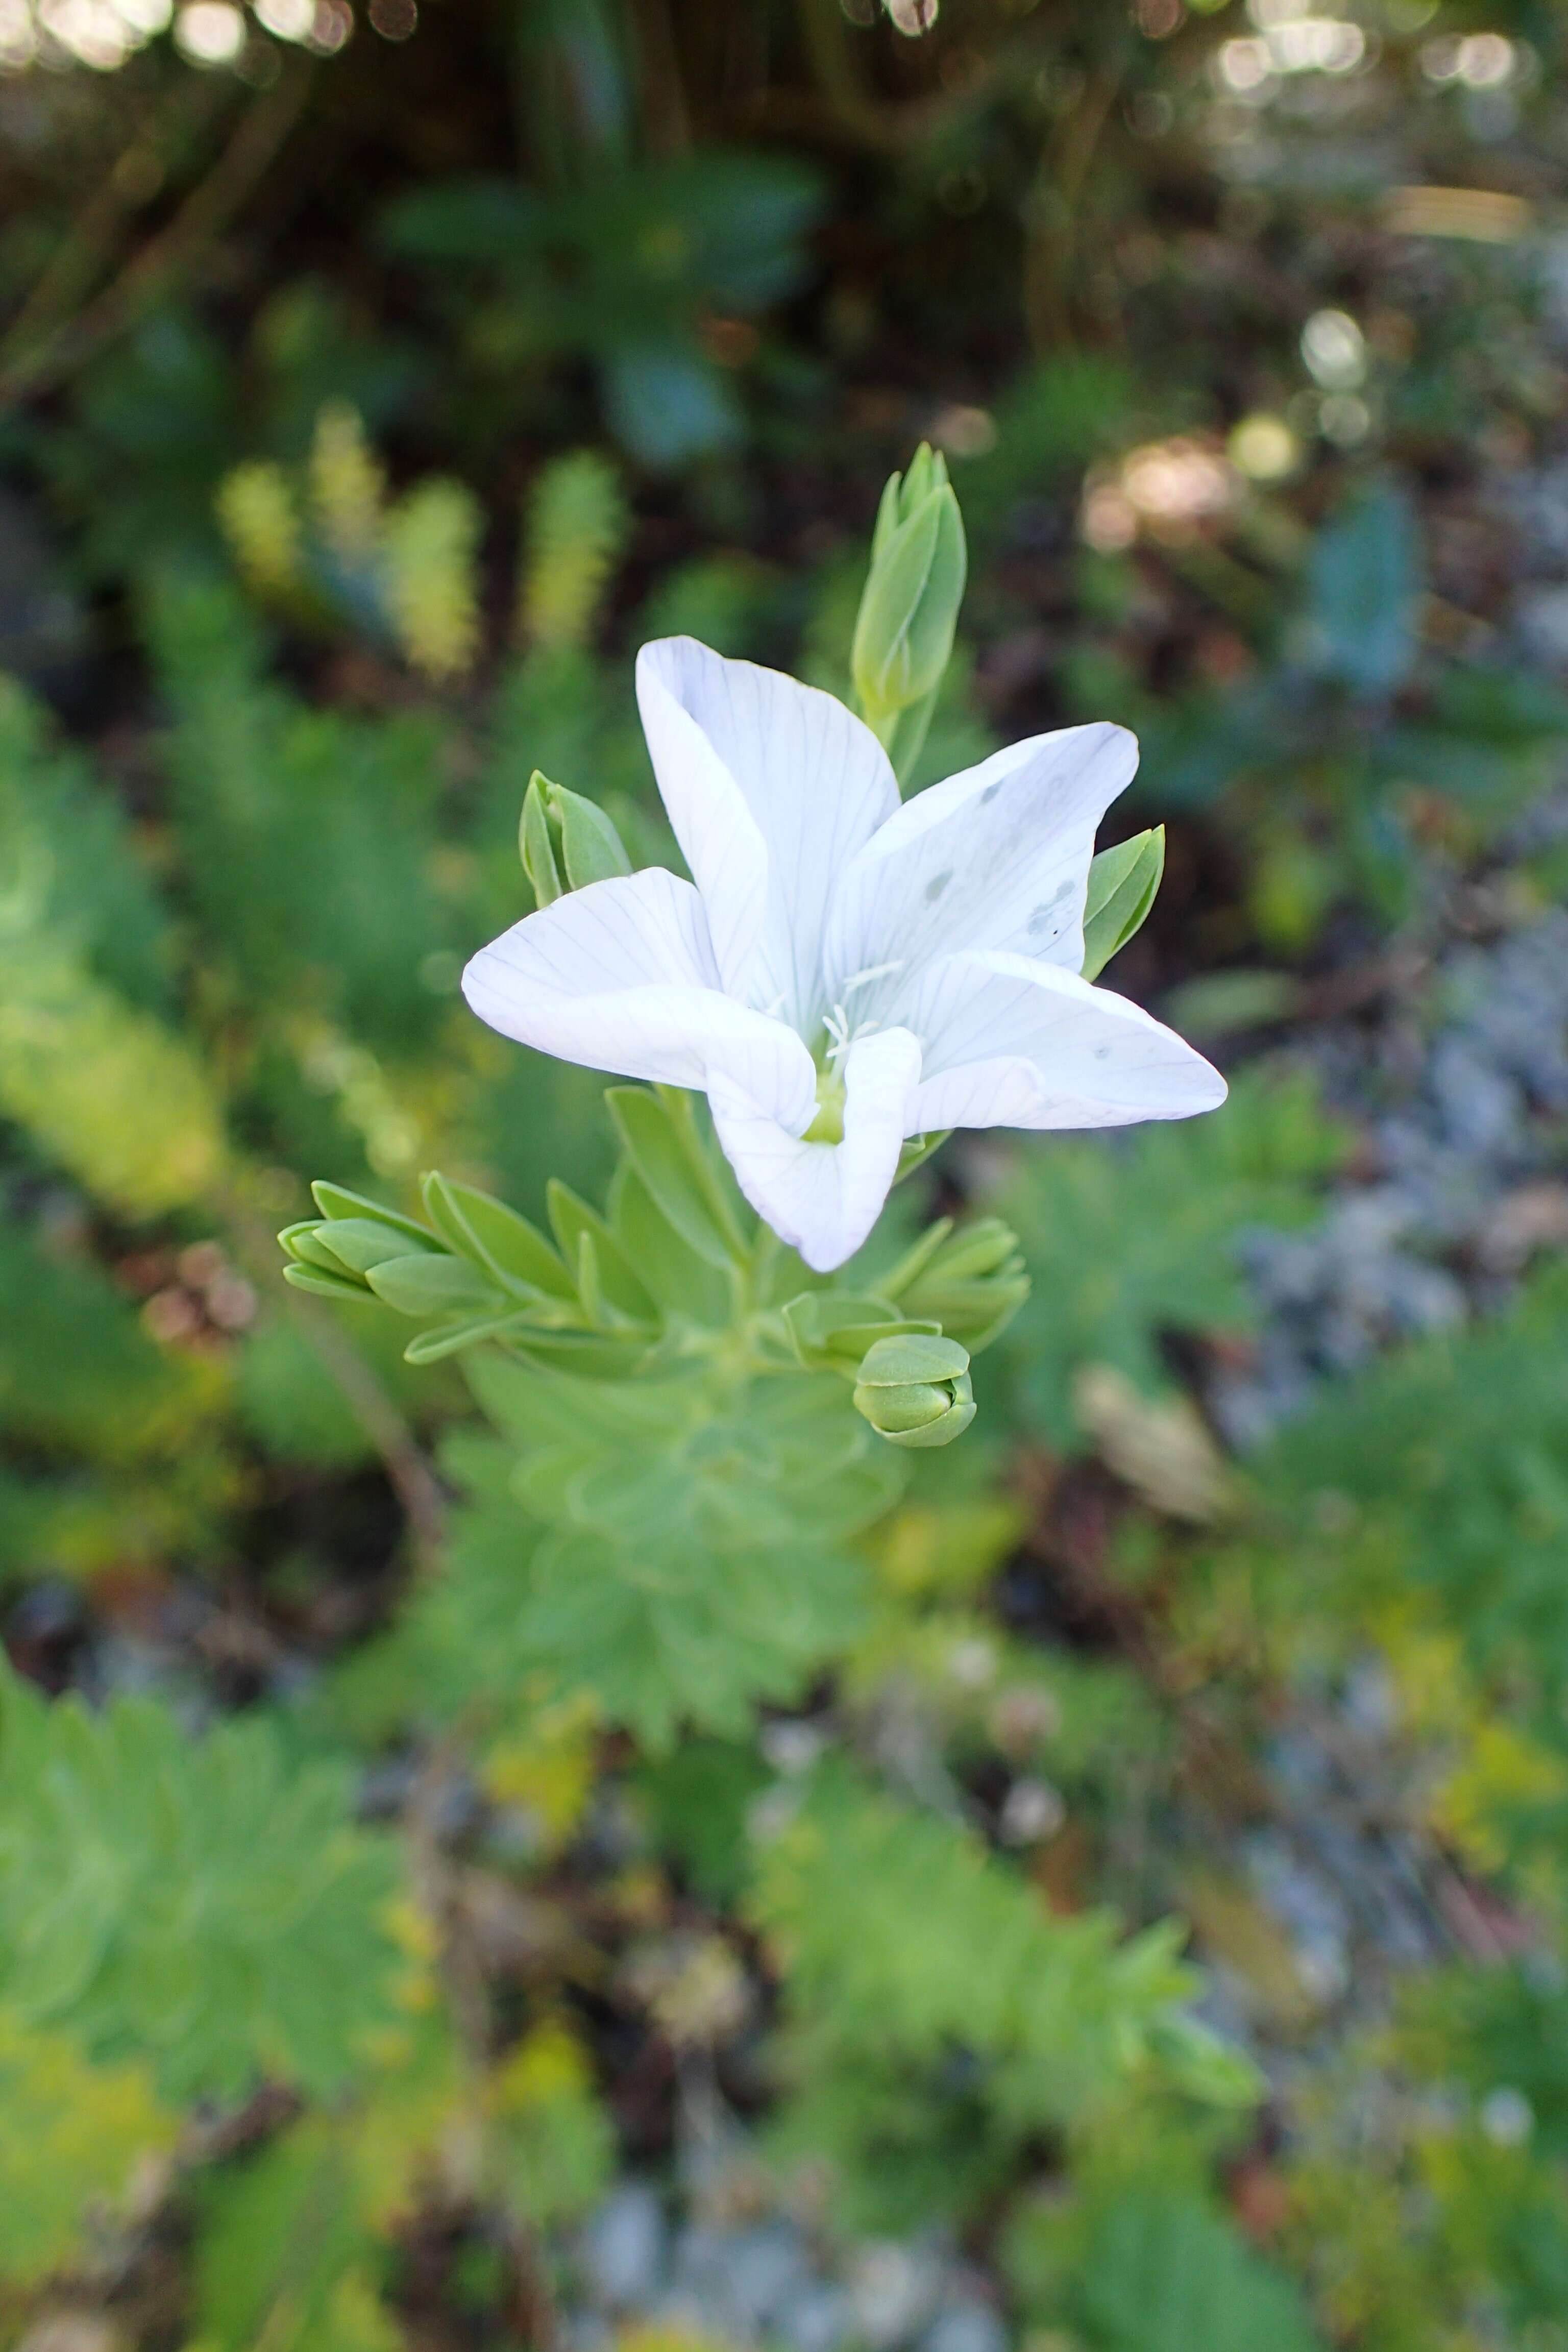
xmin=462 ymin=638 xmax=1226 ymax=1273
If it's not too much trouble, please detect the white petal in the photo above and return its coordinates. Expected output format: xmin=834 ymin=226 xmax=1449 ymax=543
xmin=637 ymin=637 xmax=899 ymax=1031
xmin=462 ymin=868 xmax=816 ymax=1126
xmin=903 ymin=950 xmax=1227 ymax=1133
xmin=707 ymin=1027 xmax=922 ymax=1274
xmin=824 ymin=723 xmax=1138 ymax=1028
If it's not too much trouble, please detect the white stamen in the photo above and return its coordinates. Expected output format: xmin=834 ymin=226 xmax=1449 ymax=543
xmin=822 ymin=1002 xmax=883 ymax=1068
xmin=842 ymin=959 xmax=904 ymax=998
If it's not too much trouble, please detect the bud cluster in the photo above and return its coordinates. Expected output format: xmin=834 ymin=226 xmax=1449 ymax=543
xmin=780 ymin=1209 xmax=1025 ymax=1451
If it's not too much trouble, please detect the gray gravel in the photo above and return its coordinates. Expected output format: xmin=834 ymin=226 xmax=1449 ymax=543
xmin=1210 ymin=897 xmax=1568 ymax=1447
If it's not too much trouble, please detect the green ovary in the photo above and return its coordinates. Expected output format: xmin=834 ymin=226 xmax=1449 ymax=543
xmin=804 ymin=1060 xmax=845 ymax=1145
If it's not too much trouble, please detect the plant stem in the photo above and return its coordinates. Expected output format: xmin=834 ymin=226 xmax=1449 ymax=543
xmin=0 ymin=62 xmax=315 ymax=410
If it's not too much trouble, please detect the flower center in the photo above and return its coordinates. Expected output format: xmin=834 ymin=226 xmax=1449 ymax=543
xmin=804 ymin=1062 xmax=845 ymax=1145
xmin=804 ymin=1004 xmax=857 ymax=1143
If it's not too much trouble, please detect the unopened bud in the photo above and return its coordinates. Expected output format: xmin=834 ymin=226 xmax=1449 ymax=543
xmin=851 ymin=444 xmax=967 ymax=772
xmin=520 ymin=770 xmax=632 ymax=909
xmin=853 ymin=1332 xmax=975 ymax=1450
xmin=1082 ymin=826 xmax=1164 ymax=983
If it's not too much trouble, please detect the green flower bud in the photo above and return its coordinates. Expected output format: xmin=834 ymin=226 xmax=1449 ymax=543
xmin=1082 ymin=826 xmax=1165 ymax=983
xmin=852 ymin=1333 xmax=975 ymax=1450
xmin=851 ymin=444 xmax=967 ymax=770
xmin=878 ymin=1216 xmax=1030 ymax=1354
xmin=520 ymin=770 xmax=633 ymax=909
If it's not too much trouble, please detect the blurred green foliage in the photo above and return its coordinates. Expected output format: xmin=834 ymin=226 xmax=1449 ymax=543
xmin=1 ymin=0 xmax=1567 ymax=2345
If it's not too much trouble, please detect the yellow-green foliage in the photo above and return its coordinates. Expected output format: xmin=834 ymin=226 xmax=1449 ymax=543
xmin=0 ymin=685 xmax=227 ymax=1215
xmin=748 ymin=1764 xmax=1255 ymax=2227
xmin=0 ymin=940 xmax=226 ymax=1216
xmin=191 ymin=2004 xmax=611 ymax=2348
xmin=517 ymin=450 xmax=629 ymax=652
xmin=383 ymin=478 xmax=484 ymax=682
xmin=1282 ymin=2033 xmax=1568 ymax=2352
xmin=216 ymin=407 xmax=484 ymax=680
xmin=0 ymin=2011 xmax=176 ymax=2287
xmin=489 ymin=2016 xmax=616 ymax=2225
xmin=217 ymin=459 xmax=303 ymax=596
xmin=194 ymin=2111 xmax=401 ymax=2352
xmin=310 ymin=401 xmax=386 ymax=562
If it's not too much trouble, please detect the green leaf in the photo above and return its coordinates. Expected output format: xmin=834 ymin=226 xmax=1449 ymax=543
xmin=1257 ymin=1259 xmax=1568 ymax=1716
xmin=364 ymin=1252 xmax=505 ymax=1317
xmin=606 ymin=1085 xmax=743 ymax=1269
xmin=283 ymin=1262 xmax=381 ymax=1304
xmin=314 ymin=1217 xmax=436 ymax=1278
xmin=402 ymin=1310 xmax=538 ymax=1363
xmin=311 ymin=1183 xmax=438 ymax=1247
xmin=421 ymin=1171 xmax=576 ymax=1300
xmin=0 ymin=1663 xmax=399 ymax=2100
xmin=883 ymin=1215 xmax=1029 ymax=1355
xmin=520 ymin=770 xmax=564 ymax=906
xmin=519 ymin=770 xmax=633 ymax=901
xmin=282 ymin=1220 xmax=361 ymax=1275
xmin=750 ymin=1768 xmax=1243 ymax=2231
xmin=1068 ymin=2191 xmax=1321 ymax=2352
xmin=607 ymin=1160 xmax=732 ymax=1327
xmin=399 ymin=1361 xmax=901 ymax=1746
xmin=193 ymin=2114 xmax=396 ymax=2352
xmin=551 ymin=780 xmax=633 ymax=889
xmin=547 ymin=1178 xmax=657 ymax=1321
xmin=1081 ymin=827 xmax=1165 ymax=982
xmin=0 ymin=1220 xmax=210 ymax=1463
xmin=782 ymin=1290 xmax=933 ymax=1376
xmin=1305 ymin=479 xmax=1422 ymax=700
xmin=1000 ymin=1069 xmax=1345 ymax=1442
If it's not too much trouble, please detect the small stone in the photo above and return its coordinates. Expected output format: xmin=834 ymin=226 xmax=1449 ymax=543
xmin=998 ymin=1777 xmax=1066 ymax=1846
xmin=713 ymin=2222 xmax=814 ymax=2333
xmin=1480 ymin=2086 xmax=1534 ymax=2147
xmin=920 ymin=2300 xmax=1009 ymax=2352
xmin=847 ymin=2242 xmax=943 ymax=2349
xmin=778 ymin=2284 xmax=852 ymax=2352
xmin=582 ymin=2184 xmax=668 ymax=2309
xmin=1479 ymin=1181 xmax=1568 ymax=1271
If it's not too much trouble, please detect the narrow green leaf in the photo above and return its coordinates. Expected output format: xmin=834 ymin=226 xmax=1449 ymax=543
xmin=310 ymin=1183 xmax=437 ymax=1247
xmin=574 ymin=1228 xmax=606 ymax=1327
xmin=520 ymin=772 xmax=564 ymax=908
xmin=279 ymin=1222 xmax=355 ymax=1275
xmin=895 ymin=1129 xmax=950 ymax=1183
xmin=402 ymin=1310 xmax=537 ymax=1363
xmin=606 ymin=1086 xmax=740 ymax=1269
xmin=1081 ymin=825 xmax=1165 ymax=982
xmin=311 ymin=1216 xmax=429 ymax=1278
xmin=782 ymin=1291 xmax=937 ymax=1375
xmin=364 ymin=1253 xmax=505 ymax=1316
xmin=281 ymin=1263 xmax=375 ymax=1303
xmin=547 ymin=1179 xmax=658 ymax=1322
xmin=552 ymin=783 xmax=632 ymax=890
xmin=422 ymin=1171 xmax=575 ymax=1299
xmin=607 ymin=1161 xmax=732 ymax=1327
xmin=875 ymin=1217 xmax=954 ymax=1299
